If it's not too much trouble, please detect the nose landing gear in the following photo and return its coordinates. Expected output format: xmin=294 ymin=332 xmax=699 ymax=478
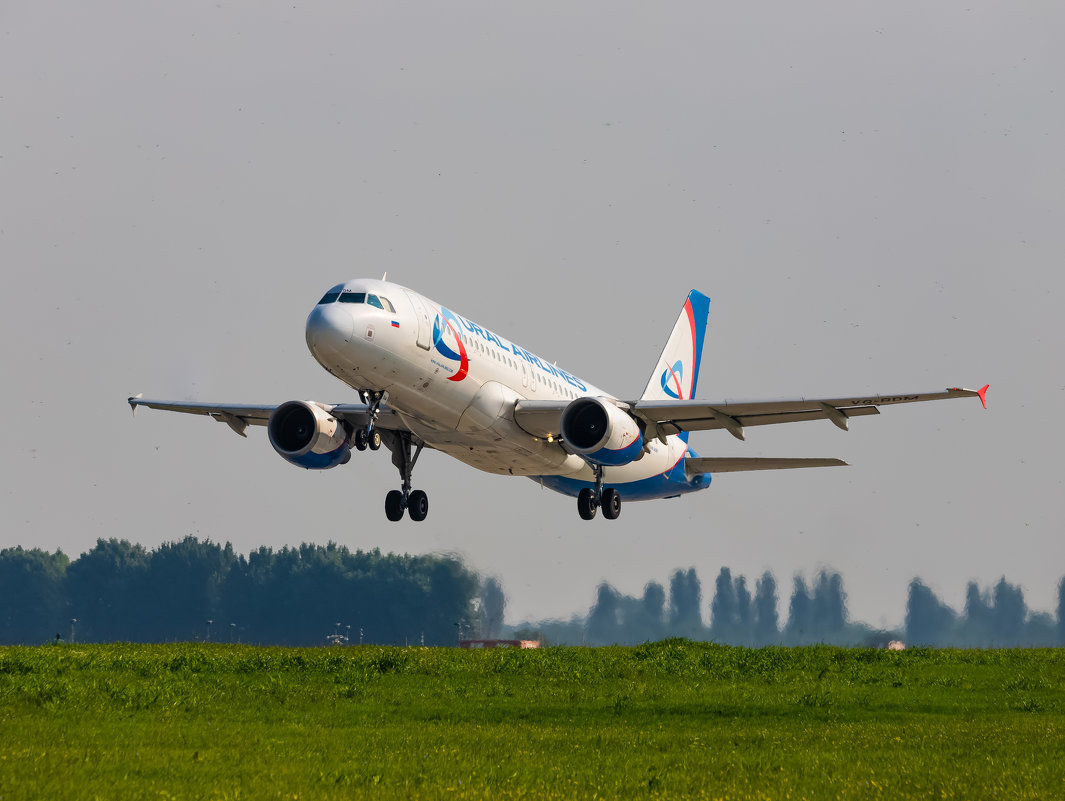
xmin=354 ymin=428 xmax=382 ymax=451
xmin=355 ymin=391 xmax=385 ymax=451
xmin=576 ymin=465 xmax=622 ymax=520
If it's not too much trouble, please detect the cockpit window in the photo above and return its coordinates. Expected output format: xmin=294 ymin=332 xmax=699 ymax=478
xmin=363 ymin=295 xmax=396 ymax=312
xmin=319 ymin=290 xmax=395 ymax=312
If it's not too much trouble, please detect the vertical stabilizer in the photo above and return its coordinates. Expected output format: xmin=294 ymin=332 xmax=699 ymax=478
xmin=640 ymin=290 xmax=710 ymax=401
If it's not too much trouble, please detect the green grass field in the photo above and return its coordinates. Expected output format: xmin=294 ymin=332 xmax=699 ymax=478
xmin=1 ymin=641 xmax=1063 ymax=800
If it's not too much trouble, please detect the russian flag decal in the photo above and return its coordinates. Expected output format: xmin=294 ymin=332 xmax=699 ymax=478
xmin=391 ymin=320 xmax=400 ymax=328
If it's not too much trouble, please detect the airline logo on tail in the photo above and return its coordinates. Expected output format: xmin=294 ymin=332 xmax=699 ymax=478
xmin=432 ymin=308 xmax=469 ymax=382
xmin=660 ymin=360 xmax=686 ymax=400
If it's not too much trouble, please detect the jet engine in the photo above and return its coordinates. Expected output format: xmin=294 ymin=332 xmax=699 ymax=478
xmin=560 ymin=397 xmax=644 ymax=467
xmin=267 ymin=401 xmax=352 ymax=469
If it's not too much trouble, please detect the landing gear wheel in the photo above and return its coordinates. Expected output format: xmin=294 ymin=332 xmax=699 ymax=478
xmin=385 ymin=490 xmax=404 ymax=522
xmin=577 ymin=488 xmax=598 ymax=520
xmin=602 ymin=488 xmax=621 ymax=520
xmin=354 ymin=429 xmax=368 ymax=451
xmin=408 ymin=489 xmax=429 ymax=522
xmin=367 ymin=430 xmax=382 ymax=451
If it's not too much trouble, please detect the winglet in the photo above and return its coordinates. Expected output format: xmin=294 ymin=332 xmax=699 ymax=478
xmin=128 ymin=394 xmax=143 ymax=416
xmin=947 ymin=385 xmax=990 ymax=410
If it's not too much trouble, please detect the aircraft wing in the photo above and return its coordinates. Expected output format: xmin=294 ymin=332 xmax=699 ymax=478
xmin=634 ymin=386 xmax=988 ymax=441
xmin=514 ymin=386 xmax=987 ymax=442
xmin=127 ymin=397 xmax=410 ymax=437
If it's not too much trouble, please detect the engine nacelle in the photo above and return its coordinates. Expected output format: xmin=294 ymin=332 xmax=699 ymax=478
xmin=267 ymin=401 xmax=352 ymax=469
xmin=560 ymin=397 xmax=644 ymax=467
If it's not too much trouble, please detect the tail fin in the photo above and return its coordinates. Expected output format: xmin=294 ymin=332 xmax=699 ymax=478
xmin=641 ymin=290 xmax=710 ymax=401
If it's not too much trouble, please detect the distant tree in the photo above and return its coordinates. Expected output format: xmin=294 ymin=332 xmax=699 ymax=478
xmin=217 ymin=546 xmax=279 ymax=643
xmin=811 ymin=571 xmax=847 ymax=642
xmin=615 ymin=581 xmax=666 ymax=644
xmin=990 ymin=578 xmax=1026 ymax=646
xmin=144 ymin=537 xmax=236 ymax=642
xmin=0 ymin=547 xmax=69 ymax=644
xmin=905 ymin=579 xmax=956 ymax=646
xmin=587 ymin=583 xmax=621 ymax=645
xmin=753 ymin=572 xmax=779 ymax=645
xmin=1022 ymin=612 xmax=1058 ymax=647
xmin=709 ymin=567 xmax=738 ymax=642
xmin=64 ymin=539 xmax=151 ymax=642
xmin=640 ymin=581 xmax=666 ymax=637
xmin=961 ymin=581 xmax=993 ymax=646
xmin=1058 ymin=577 xmax=1065 ymax=647
xmin=479 ymin=577 xmax=506 ymax=640
xmin=785 ymin=576 xmax=812 ymax=644
xmin=668 ymin=568 xmax=703 ymax=638
xmin=420 ymin=555 xmax=480 ymax=645
xmin=735 ymin=576 xmax=753 ymax=644
xmin=217 ymin=545 xmax=477 ymax=646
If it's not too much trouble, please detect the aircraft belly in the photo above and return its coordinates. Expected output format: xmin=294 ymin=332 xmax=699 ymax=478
xmin=552 ymin=440 xmax=685 ymax=484
xmin=403 ymin=419 xmax=579 ymax=476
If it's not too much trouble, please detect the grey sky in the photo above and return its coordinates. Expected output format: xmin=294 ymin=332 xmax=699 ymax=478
xmin=3 ymin=1 xmax=1063 ymax=630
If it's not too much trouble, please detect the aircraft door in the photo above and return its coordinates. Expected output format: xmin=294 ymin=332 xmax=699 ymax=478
xmin=404 ymin=291 xmax=433 ymax=350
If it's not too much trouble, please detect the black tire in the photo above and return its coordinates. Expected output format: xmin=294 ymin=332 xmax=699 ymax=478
xmin=354 ymin=429 xmax=368 ymax=451
xmin=602 ymin=488 xmax=621 ymax=520
xmin=368 ymin=430 xmax=382 ymax=451
xmin=577 ymin=488 xmax=598 ymax=520
xmin=408 ymin=489 xmax=429 ymax=522
xmin=385 ymin=490 xmax=404 ymax=522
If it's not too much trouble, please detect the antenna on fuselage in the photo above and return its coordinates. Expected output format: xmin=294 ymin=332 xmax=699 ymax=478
xmin=381 ymin=272 xmax=387 ymax=281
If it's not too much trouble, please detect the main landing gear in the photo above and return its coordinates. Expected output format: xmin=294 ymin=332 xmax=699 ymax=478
xmin=384 ymin=431 xmax=427 ymax=522
xmin=576 ymin=465 xmax=621 ymax=521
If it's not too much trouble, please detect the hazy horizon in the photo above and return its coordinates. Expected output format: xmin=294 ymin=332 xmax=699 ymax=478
xmin=3 ymin=1 xmax=1063 ymax=630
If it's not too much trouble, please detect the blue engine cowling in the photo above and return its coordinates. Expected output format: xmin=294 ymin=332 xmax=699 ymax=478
xmin=560 ymin=397 xmax=644 ymax=467
xmin=267 ymin=400 xmax=352 ymax=469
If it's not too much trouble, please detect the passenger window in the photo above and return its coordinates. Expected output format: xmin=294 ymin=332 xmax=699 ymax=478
xmin=318 ymin=292 xmax=341 ymax=304
xmin=338 ymin=292 xmax=366 ymax=304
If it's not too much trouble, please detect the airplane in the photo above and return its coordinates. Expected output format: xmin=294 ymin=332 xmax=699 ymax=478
xmin=128 ymin=278 xmax=988 ymax=522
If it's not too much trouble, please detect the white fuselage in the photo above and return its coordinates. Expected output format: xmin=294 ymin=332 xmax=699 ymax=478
xmin=305 ymin=279 xmax=697 ymax=497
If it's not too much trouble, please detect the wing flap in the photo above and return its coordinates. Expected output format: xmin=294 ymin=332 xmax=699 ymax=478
xmin=685 ymin=457 xmax=847 ymax=475
xmin=646 ymin=405 xmax=880 ymax=437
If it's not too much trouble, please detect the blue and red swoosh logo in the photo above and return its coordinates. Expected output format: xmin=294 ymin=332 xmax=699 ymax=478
xmin=660 ymin=360 xmax=685 ymax=399
xmin=432 ymin=308 xmax=469 ymax=382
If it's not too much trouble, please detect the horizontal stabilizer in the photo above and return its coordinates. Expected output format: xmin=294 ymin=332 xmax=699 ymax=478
xmin=685 ymin=457 xmax=847 ymax=475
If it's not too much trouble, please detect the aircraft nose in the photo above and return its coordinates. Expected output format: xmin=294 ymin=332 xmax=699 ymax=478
xmin=305 ymin=303 xmax=355 ymax=360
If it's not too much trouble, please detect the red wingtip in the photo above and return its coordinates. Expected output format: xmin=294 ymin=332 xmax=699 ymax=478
xmin=977 ymin=384 xmax=989 ymax=410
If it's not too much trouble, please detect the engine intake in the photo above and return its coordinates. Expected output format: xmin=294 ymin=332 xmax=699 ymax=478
xmin=560 ymin=397 xmax=644 ymax=467
xmin=268 ymin=401 xmax=352 ymax=469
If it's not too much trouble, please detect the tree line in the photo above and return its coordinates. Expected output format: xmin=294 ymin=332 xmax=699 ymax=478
xmin=3 ymin=539 xmax=1063 ymax=648
xmin=0 ymin=538 xmax=479 ymax=646
xmin=515 ymin=568 xmax=1065 ymax=648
